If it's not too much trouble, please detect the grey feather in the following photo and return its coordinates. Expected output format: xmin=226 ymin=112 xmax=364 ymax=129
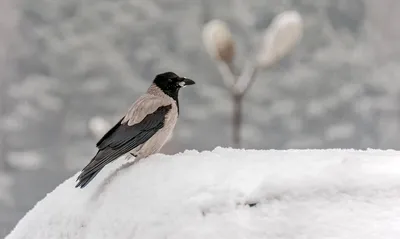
xmin=121 ymin=92 xmax=173 ymax=126
xmin=75 ymin=104 xmax=172 ymax=188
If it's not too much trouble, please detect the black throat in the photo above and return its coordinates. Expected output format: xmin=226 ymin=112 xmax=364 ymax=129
xmin=153 ymin=72 xmax=183 ymax=115
xmin=156 ymin=85 xmax=180 ymax=115
xmin=165 ymin=89 xmax=179 ymax=115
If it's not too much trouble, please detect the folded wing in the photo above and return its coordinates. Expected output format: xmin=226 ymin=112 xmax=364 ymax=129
xmin=75 ymin=103 xmax=172 ymax=188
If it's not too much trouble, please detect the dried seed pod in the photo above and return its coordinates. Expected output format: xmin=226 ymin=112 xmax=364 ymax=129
xmin=256 ymin=11 xmax=303 ymax=68
xmin=202 ymin=19 xmax=235 ymax=64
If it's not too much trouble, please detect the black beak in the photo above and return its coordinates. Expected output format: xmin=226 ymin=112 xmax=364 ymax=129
xmin=179 ymin=77 xmax=195 ymax=87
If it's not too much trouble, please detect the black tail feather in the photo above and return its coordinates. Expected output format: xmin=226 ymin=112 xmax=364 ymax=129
xmin=75 ymin=168 xmax=103 ymax=188
xmin=75 ymin=152 xmax=103 ymax=188
xmin=75 ymin=149 xmax=120 ymax=188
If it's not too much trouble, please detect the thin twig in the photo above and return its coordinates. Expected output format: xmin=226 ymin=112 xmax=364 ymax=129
xmin=217 ymin=61 xmax=238 ymax=93
xmin=234 ymin=60 xmax=258 ymax=95
xmin=227 ymin=61 xmax=239 ymax=77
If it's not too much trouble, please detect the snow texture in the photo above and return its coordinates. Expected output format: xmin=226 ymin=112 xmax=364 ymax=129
xmin=5 ymin=148 xmax=400 ymax=239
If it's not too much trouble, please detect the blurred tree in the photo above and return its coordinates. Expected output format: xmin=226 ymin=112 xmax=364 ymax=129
xmin=202 ymin=11 xmax=303 ymax=148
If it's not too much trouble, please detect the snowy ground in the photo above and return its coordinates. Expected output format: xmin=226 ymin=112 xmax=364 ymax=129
xmin=5 ymin=148 xmax=400 ymax=239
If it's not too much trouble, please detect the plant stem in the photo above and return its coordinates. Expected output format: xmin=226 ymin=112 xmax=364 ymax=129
xmin=232 ymin=93 xmax=243 ymax=148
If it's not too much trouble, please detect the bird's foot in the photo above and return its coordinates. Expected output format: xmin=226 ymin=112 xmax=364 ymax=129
xmin=132 ymin=155 xmax=143 ymax=165
xmin=124 ymin=153 xmax=137 ymax=161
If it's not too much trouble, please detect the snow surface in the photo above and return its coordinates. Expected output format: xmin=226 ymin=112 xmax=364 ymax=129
xmin=5 ymin=148 xmax=400 ymax=239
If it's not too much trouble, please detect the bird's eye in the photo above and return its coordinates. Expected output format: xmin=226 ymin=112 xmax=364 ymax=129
xmin=168 ymin=78 xmax=173 ymax=82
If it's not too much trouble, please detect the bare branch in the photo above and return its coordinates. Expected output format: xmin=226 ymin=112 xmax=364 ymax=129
xmin=234 ymin=60 xmax=258 ymax=95
xmin=216 ymin=61 xmax=238 ymax=93
xmin=227 ymin=61 xmax=240 ymax=77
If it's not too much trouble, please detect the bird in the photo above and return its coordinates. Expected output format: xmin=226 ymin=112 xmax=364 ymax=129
xmin=75 ymin=71 xmax=195 ymax=188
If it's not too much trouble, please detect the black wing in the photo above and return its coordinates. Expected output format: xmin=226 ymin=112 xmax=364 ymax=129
xmin=75 ymin=104 xmax=172 ymax=188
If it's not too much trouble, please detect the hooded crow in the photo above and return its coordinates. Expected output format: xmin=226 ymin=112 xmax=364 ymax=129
xmin=75 ymin=71 xmax=195 ymax=188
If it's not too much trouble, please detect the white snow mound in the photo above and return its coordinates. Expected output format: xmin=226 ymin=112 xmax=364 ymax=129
xmin=5 ymin=148 xmax=400 ymax=239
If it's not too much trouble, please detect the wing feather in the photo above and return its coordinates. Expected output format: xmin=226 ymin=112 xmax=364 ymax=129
xmin=75 ymin=103 xmax=172 ymax=188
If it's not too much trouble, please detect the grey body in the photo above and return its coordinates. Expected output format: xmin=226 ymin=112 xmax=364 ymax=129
xmin=122 ymin=84 xmax=178 ymax=160
xmin=75 ymin=72 xmax=194 ymax=188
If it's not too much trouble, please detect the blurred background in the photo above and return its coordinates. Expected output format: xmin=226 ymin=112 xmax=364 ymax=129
xmin=1 ymin=0 xmax=400 ymax=236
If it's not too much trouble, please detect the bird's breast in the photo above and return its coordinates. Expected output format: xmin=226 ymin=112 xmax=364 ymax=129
xmin=134 ymin=102 xmax=178 ymax=158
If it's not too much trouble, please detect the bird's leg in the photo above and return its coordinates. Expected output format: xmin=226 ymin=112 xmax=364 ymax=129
xmin=132 ymin=155 xmax=144 ymax=165
xmin=124 ymin=153 xmax=137 ymax=161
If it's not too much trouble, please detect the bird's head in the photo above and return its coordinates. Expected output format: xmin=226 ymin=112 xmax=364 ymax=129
xmin=153 ymin=71 xmax=195 ymax=98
